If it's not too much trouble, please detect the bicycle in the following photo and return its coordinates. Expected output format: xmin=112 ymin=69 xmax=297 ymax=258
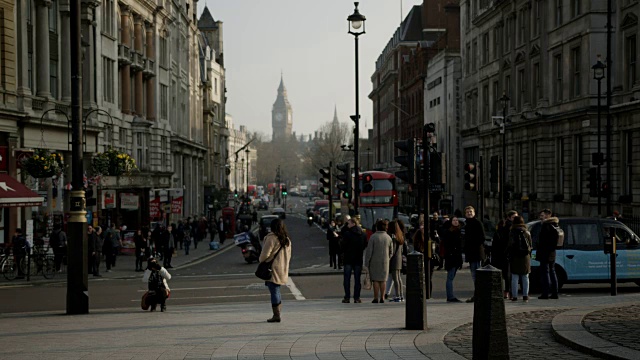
xmin=0 ymin=252 xmax=18 ymax=281
xmin=20 ymin=246 xmax=55 ymax=279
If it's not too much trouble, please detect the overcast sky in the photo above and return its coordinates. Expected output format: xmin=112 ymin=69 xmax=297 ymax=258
xmin=199 ymin=0 xmax=423 ymax=139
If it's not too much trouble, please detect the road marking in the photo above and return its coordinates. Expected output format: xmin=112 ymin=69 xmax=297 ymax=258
xmin=136 ymin=285 xmax=249 ymax=292
xmin=131 ymin=294 xmax=271 ymax=301
xmin=286 ymin=277 xmax=306 ymax=300
xmin=173 ymin=242 xmax=236 ymax=270
xmin=0 ymin=284 xmax=32 ymax=289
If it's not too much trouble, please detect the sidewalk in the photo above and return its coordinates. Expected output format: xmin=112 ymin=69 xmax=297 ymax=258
xmin=2 ymin=290 xmax=640 ymax=359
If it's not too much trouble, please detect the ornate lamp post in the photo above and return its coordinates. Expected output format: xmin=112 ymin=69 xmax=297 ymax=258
xmin=347 ymin=2 xmax=365 ymax=214
xmin=592 ymin=55 xmax=606 ymax=217
xmin=499 ymin=92 xmax=510 ymax=218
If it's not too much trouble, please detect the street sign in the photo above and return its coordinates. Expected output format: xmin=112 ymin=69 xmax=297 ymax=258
xmin=429 ymin=184 xmax=444 ymax=192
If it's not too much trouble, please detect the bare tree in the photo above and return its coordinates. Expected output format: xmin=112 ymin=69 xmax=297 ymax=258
xmin=302 ymin=121 xmax=352 ymax=176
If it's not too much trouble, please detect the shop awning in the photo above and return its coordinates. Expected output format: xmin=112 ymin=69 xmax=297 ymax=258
xmin=0 ymin=174 xmax=44 ymax=207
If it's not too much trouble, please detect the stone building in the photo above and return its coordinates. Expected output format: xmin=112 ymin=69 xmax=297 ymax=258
xmin=460 ymin=0 xmax=640 ymax=220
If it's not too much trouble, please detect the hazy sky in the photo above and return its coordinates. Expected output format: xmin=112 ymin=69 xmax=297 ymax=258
xmin=199 ymin=0 xmax=423 ymax=139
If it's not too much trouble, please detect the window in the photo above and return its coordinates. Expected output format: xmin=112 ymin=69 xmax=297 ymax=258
xmin=554 ymin=54 xmax=563 ymax=102
xmin=493 ymin=80 xmax=499 ymax=116
xmin=531 ymin=141 xmax=538 ymax=192
xmin=135 ymin=132 xmax=146 ymax=169
xmin=483 ymin=33 xmax=489 ymax=65
xmin=571 ymin=0 xmax=581 ymax=18
xmin=518 ymin=9 xmax=526 ymax=45
xmin=102 ymin=0 xmax=115 ymax=36
xmin=160 ymin=85 xmax=168 ymax=119
xmin=518 ymin=68 xmax=526 ymax=110
xmin=505 ymin=74 xmax=511 ymax=98
xmin=472 ymin=40 xmax=478 ymax=72
xmin=103 ymin=57 xmax=114 ymax=103
xmin=214 ymin=78 xmax=218 ymax=95
xmin=50 ymin=60 xmax=58 ymax=99
xmin=624 ymin=132 xmax=633 ymax=195
xmin=119 ymin=128 xmax=127 ymax=153
xmin=159 ymin=35 xmax=168 ymax=67
xmin=532 ymin=62 xmax=541 ymax=105
xmin=161 ymin=136 xmax=168 ymax=171
xmin=571 ymin=47 xmax=581 ymax=98
xmin=493 ymin=28 xmax=499 ymax=60
xmin=28 ymin=53 xmax=33 ymax=90
xmin=466 ymin=43 xmax=471 ymax=72
xmin=557 ymin=138 xmax=565 ymax=194
xmin=556 ymin=0 xmax=563 ymax=27
xmin=574 ymin=135 xmax=582 ymax=194
xmin=533 ymin=0 xmax=541 ymax=37
xmin=49 ymin=0 xmax=57 ymax=33
xmin=483 ymin=84 xmax=489 ymax=123
xmin=504 ymin=18 xmax=511 ymax=52
xmin=626 ymin=35 xmax=637 ymax=90
xmin=516 ymin=142 xmax=523 ymax=191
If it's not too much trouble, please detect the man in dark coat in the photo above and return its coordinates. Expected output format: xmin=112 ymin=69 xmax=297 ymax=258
xmin=462 ymin=205 xmax=486 ymax=303
xmin=341 ymin=217 xmax=366 ymax=303
xmin=537 ymin=208 xmax=560 ymax=299
xmin=492 ymin=210 xmax=517 ymax=298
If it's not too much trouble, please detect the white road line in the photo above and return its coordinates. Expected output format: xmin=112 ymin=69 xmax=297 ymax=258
xmin=173 ymin=243 xmax=236 ymax=270
xmin=286 ymin=277 xmax=306 ymax=300
xmin=136 ymin=285 xmax=249 ymax=292
xmin=131 ymin=294 xmax=270 ymax=302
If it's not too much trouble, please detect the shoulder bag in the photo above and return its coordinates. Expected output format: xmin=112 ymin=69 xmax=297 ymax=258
xmin=255 ymin=244 xmax=283 ymax=281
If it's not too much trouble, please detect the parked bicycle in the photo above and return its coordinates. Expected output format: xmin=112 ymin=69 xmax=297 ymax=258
xmin=20 ymin=246 xmax=55 ymax=279
xmin=0 ymin=251 xmax=18 ymax=281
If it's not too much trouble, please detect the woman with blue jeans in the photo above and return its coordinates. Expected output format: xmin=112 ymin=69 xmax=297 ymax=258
xmin=508 ymin=216 xmax=533 ymax=302
xmin=259 ymin=218 xmax=292 ymax=323
xmin=442 ymin=217 xmax=463 ymax=302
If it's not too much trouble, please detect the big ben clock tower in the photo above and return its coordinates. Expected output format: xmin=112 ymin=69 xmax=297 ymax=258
xmin=272 ymin=74 xmax=293 ymax=141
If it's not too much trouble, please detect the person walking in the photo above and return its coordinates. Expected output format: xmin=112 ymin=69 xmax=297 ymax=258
xmin=134 ymin=229 xmax=148 ymax=272
xmin=442 ymin=217 xmax=464 ymax=302
xmin=327 ymin=220 xmax=341 ymax=270
xmin=537 ymin=209 xmax=560 ymax=299
xmin=142 ymin=258 xmax=172 ymax=312
xmin=163 ymin=225 xmax=175 ymax=268
xmin=102 ymin=225 xmax=115 ymax=273
xmin=388 ymin=220 xmax=407 ymax=302
xmin=88 ymin=225 xmax=102 ymax=277
xmin=508 ymin=216 xmax=532 ymax=302
xmin=365 ymin=219 xmax=393 ymax=303
xmin=462 ymin=206 xmax=486 ymax=303
xmin=49 ymin=224 xmax=67 ymax=272
xmin=492 ymin=210 xmax=517 ymax=299
xmin=259 ymin=218 xmax=292 ymax=323
xmin=340 ymin=216 xmax=366 ymax=303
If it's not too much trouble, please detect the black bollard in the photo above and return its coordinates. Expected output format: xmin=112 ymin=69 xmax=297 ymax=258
xmin=472 ymin=265 xmax=509 ymax=360
xmin=405 ymin=252 xmax=427 ymax=330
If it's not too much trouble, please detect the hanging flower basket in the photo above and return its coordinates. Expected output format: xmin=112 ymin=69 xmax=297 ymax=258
xmin=91 ymin=147 xmax=137 ymax=177
xmin=21 ymin=148 xmax=64 ymax=178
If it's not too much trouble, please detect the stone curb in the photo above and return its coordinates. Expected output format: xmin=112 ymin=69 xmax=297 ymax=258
xmin=552 ymin=307 xmax=640 ymax=360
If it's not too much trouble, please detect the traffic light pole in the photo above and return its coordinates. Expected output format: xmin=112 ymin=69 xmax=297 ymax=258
xmin=422 ymin=125 xmax=432 ymax=299
xmin=328 ymin=161 xmax=333 ymax=221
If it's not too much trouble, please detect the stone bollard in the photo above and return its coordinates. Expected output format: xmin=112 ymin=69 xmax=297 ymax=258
xmin=405 ymin=251 xmax=426 ymax=330
xmin=472 ymin=265 xmax=509 ymax=360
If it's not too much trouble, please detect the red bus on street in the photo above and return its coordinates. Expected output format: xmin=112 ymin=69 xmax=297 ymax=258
xmin=358 ymin=171 xmax=399 ymax=235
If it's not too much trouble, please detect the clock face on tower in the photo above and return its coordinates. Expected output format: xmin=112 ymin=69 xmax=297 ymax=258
xmin=275 ymin=113 xmax=284 ymax=122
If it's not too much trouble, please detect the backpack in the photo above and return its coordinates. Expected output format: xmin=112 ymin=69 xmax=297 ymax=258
xmin=148 ymin=270 xmax=165 ymax=291
xmin=513 ymin=230 xmax=531 ymax=257
xmin=552 ymin=224 xmax=565 ymax=248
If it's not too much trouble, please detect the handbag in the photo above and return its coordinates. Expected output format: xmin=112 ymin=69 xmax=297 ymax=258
xmin=362 ymin=268 xmax=372 ymax=290
xmin=255 ymin=245 xmax=283 ymax=281
xmin=141 ymin=291 xmax=150 ymax=310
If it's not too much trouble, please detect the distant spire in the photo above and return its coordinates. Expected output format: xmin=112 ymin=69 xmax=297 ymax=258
xmin=278 ymin=72 xmax=286 ymax=92
xmin=333 ymin=105 xmax=339 ymax=124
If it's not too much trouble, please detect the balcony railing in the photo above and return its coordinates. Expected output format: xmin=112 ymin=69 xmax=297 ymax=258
xmin=131 ymin=52 xmax=145 ymax=72
xmin=143 ymin=58 xmax=155 ymax=78
xmin=118 ymin=44 xmax=131 ymax=66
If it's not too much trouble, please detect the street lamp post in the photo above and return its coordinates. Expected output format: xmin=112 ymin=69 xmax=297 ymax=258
xmin=367 ymin=147 xmax=371 ymax=170
xmin=499 ymin=92 xmax=510 ymax=218
xmin=245 ymin=148 xmax=250 ymax=194
xmin=348 ymin=2 xmax=365 ymax=215
xmin=592 ymin=55 xmax=606 ymax=217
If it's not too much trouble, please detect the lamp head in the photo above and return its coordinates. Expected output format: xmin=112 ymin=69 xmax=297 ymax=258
xmin=347 ymin=2 xmax=366 ymax=35
xmin=499 ymin=91 xmax=510 ymax=108
xmin=592 ymin=54 xmax=606 ymax=80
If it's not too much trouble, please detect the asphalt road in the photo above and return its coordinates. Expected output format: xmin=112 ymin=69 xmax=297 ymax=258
xmin=2 ymin=196 xmax=640 ymax=314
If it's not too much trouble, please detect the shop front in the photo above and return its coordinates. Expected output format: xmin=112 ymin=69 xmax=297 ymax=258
xmin=0 ymin=173 xmax=45 ymax=245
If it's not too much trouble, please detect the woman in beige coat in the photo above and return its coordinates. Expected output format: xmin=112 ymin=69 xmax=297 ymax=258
xmin=259 ymin=218 xmax=292 ymax=323
xmin=365 ymin=220 xmax=393 ymax=303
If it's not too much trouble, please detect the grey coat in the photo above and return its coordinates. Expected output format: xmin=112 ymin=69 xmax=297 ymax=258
xmin=364 ymin=231 xmax=393 ymax=281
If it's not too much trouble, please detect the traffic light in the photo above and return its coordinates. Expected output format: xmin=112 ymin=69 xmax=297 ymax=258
xmin=319 ymin=167 xmax=332 ymax=195
xmin=464 ymin=162 xmax=478 ymax=191
xmin=600 ymin=182 xmax=610 ymax=197
xmin=362 ymin=172 xmax=374 ymax=193
xmin=336 ymin=162 xmax=352 ymax=199
xmin=234 ymin=189 xmax=238 ymax=198
xmin=282 ymin=186 xmax=288 ymax=196
xmin=394 ymin=139 xmax=416 ymax=184
xmin=587 ymin=167 xmax=598 ymax=197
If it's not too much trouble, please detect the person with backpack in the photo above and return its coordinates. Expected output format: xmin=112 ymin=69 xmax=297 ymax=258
xmin=50 ymin=224 xmax=67 ymax=272
xmin=537 ymin=209 xmax=561 ymax=299
xmin=508 ymin=216 xmax=532 ymax=302
xmin=492 ymin=210 xmax=517 ymax=299
xmin=142 ymin=258 xmax=172 ymax=312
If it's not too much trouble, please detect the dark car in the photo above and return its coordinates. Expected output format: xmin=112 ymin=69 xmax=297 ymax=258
xmin=259 ymin=215 xmax=279 ymax=240
xmin=272 ymin=207 xmax=286 ymax=219
xmin=258 ymin=200 xmax=269 ymax=210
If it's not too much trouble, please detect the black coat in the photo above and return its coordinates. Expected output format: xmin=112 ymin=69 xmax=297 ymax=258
xmin=463 ymin=217 xmax=486 ymax=263
xmin=491 ymin=220 xmax=511 ymax=270
xmin=442 ymin=226 xmax=463 ymax=270
xmin=341 ymin=226 xmax=366 ymax=266
xmin=327 ymin=225 xmax=341 ymax=254
xmin=537 ymin=217 xmax=559 ymax=262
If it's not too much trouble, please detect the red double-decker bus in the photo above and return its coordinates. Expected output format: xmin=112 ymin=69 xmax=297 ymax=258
xmin=358 ymin=171 xmax=399 ymax=235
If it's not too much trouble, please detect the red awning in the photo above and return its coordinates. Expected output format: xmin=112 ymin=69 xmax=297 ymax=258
xmin=0 ymin=174 xmax=44 ymax=207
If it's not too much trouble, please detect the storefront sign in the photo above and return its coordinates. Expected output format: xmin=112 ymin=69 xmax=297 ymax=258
xmin=171 ymin=197 xmax=183 ymax=214
xmin=159 ymin=190 xmax=168 ymax=202
xmin=103 ymin=190 xmax=116 ymax=209
xmin=149 ymin=198 xmax=160 ymax=218
xmin=120 ymin=193 xmax=139 ymax=210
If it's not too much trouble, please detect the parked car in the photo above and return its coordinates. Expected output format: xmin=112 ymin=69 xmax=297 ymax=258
xmin=259 ymin=215 xmax=279 ymax=240
xmin=528 ymin=217 xmax=640 ymax=290
xmin=272 ymin=207 xmax=286 ymax=219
